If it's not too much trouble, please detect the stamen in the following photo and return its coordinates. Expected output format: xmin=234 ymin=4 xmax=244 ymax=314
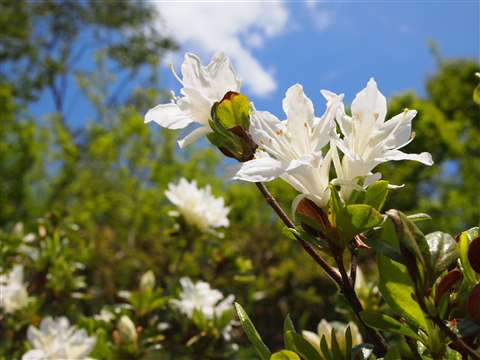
xmin=304 ymin=122 xmax=308 ymax=128
xmin=169 ymin=63 xmax=183 ymax=85
xmin=260 ymin=139 xmax=265 ymax=144
xmin=276 ymin=129 xmax=283 ymax=135
xmin=268 ymin=138 xmax=272 ymax=143
xmin=373 ymin=113 xmax=379 ymax=120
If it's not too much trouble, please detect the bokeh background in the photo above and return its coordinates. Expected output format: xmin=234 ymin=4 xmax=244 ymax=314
xmin=1 ymin=0 xmax=479 ymax=358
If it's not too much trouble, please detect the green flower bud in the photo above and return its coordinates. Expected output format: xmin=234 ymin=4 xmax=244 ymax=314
xmin=207 ymin=91 xmax=257 ymax=162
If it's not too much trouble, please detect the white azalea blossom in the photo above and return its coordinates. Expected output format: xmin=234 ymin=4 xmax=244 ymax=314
xmin=165 ymin=178 xmax=230 ymax=236
xmin=328 ymin=78 xmax=433 ymax=200
xmin=169 ymin=277 xmax=234 ymax=320
xmin=0 ymin=265 xmax=30 ymax=313
xmin=302 ymin=319 xmax=363 ymax=356
xmin=145 ymin=51 xmax=242 ymax=147
xmin=225 ymin=84 xmax=344 ymax=208
xmin=22 ymin=316 xmax=96 ymax=360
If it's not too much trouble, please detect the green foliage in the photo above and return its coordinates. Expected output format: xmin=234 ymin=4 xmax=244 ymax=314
xmin=379 ymin=57 xmax=480 ymax=235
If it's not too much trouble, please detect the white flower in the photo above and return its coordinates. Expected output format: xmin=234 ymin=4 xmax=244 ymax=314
xmin=225 ymin=84 xmax=343 ymax=208
xmin=302 ymin=319 xmax=362 ymax=356
xmin=169 ymin=277 xmax=234 ymax=320
xmin=145 ymin=51 xmax=242 ymax=148
xmin=22 ymin=316 xmax=96 ymax=360
xmin=329 ymin=78 xmax=433 ymax=200
xmin=165 ymin=178 xmax=230 ymax=236
xmin=0 ymin=265 xmax=30 ymax=313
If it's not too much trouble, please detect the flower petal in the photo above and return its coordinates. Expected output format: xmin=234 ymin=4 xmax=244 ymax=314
xmin=351 ymin=78 xmax=387 ymax=125
xmin=224 ymin=157 xmax=285 ymax=183
xmin=178 ymin=126 xmax=210 ymax=148
xmin=144 ymin=103 xmax=192 ymax=129
xmin=378 ymin=149 xmax=434 ymax=165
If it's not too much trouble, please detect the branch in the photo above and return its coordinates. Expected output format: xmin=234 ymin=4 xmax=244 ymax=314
xmin=254 ymin=182 xmax=342 ymax=285
xmin=254 ymin=182 xmax=389 ymax=356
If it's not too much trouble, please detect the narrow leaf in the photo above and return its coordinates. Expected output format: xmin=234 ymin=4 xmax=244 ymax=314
xmin=284 ymin=314 xmax=296 ymax=351
xmin=234 ymin=302 xmax=271 ymax=360
xmin=407 ymin=213 xmax=432 ymax=222
xmin=290 ymin=331 xmax=323 ymax=360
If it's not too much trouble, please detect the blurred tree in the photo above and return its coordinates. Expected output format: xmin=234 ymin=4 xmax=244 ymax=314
xmin=0 ymin=0 xmax=178 ymax=226
xmin=378 ymin=57 xmax=479 ymax=235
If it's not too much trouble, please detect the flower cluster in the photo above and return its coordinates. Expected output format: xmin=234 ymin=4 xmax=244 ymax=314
xmin=22 ymin=316 xmax=96 ymax=360
xmin=0 ymin=265 xmax=30 ymax=313
xmin=165 ymin=177 xmax=230 ymax=236
xmin=147 ymin=52 xmax=433 ymax=211
xmin=169 ymin=277 xmax=234 ymax=320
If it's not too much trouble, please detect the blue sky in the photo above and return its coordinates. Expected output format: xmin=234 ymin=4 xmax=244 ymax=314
xmin=157 ymin=0 xmax=479 ymax=119
xmin=28 ymin=1 xmax=479 ymax=125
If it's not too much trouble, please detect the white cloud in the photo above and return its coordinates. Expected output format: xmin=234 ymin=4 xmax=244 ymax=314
xmin=153 ymin=1 xmax=289 ymax=96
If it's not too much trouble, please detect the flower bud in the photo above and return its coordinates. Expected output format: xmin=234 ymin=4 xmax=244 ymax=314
xmin=139 ymin=270 xmax=155 ymax=291
xmin=117 ymin=315 xmax=137 ymax=344
xmin=207 ymin=91 xmax=257 ymax=162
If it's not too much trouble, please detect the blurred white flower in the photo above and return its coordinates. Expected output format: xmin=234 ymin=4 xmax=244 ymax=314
xmin=169 ymin=277 xmax=234 ymax=320
xmin=145 ymin=51 xmax=242 ymax=148
xmin=22 ymin=316 xmax=96 ymax=360
xmin=0 ymin=265 xmax=30 ymax=313
xmin=165 ymin=178 xmax=230 ymax=236
xmin=328 ymin=78 xmax=433 ymax=200
xmin=302 ymin=319 xmax=362 ymax=356
xmin=225 ymin=84 xmax=343 ymax=208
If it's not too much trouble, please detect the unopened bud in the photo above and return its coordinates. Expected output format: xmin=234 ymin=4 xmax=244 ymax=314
xmin=140 ymin=270 xmax=156 ymax=290
xmin=118 ymin=315 xmax=137 ymax=344
xmin=207 ymin=92 xmax=257 ymax=162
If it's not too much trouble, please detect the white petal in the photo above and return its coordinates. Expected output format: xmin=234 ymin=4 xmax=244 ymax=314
xmin=224 ymin=158 xmax=285 ymax=183
xmin=351 ymin=78 xmax=387 ymax=124
xmin=283 ymin=84 xmax=314 ymax=137
xmin=177 ymin=126 xmax=210 ymax=148
xmin=378 ymin=150 xmax=434 ymax=165
xmin=144 ymin=103 xmax=192 ymax=129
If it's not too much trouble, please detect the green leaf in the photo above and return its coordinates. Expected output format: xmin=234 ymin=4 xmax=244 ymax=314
xmin=383 ymin=346 xmax=401 ymax=360
xmin=329 ymin=329 xmax=343 ymax=359
xmin=425 ymin=231 xmax=459 ymax=278
xmin=271 ymin=350 xmax=301 ymax=360
xmin=363 ymin=180 xmax=389 ymax=211
xmin=288 ymin=331 xmax=323 ymax=360
xmin=386 ymin=209 xmax=431 ymax=281
xmin=284 ymin=314 xmax=296 ymax=351
xmin=345 ymin=204 xmax=384 ymax=232
xmin=359 ymin=311 xmax=421 ymax=340
xmin=320 ymin=335 xmax=333 ymax=360
xmin=234 ymin=302 xmax=272 ymax=360
xmin=459 ymin=227 xmax=479 ymax=283
xmin=377 ymin=253 xmax=428 ymax=330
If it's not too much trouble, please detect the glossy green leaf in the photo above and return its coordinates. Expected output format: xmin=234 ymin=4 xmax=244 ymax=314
xmin=320 ymin=335 xmax=333 ymax=360
xmin=359 ymin=311 xmax=421 ymax=340
xmin=234 ymin=302 xmax=272 ymax=360
xmin=363 ymin=180 xmax=389 ymax=211
xmin=386 ymin=209 xmax=431 ymax=278
xmin=346 ymin=204 xmax=384 ymax=232
xmin=377 ymin=253 xmax=428 ymax=330
xmin=271 ymin=350 xmax=301 ymax=360
xmin=425 ymin=231 xmax=459 ymax=278
xmin=330 ymin=329 xmax=343 ymax=359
